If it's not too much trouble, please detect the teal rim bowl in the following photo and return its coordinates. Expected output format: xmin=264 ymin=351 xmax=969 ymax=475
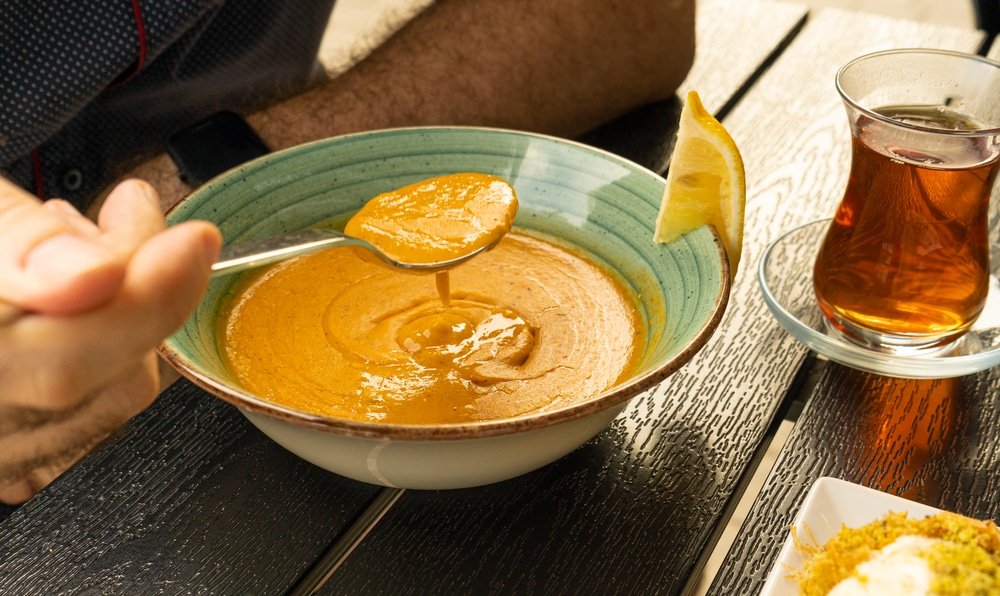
xmin=160 ymin=126 xmax=731 ymax=440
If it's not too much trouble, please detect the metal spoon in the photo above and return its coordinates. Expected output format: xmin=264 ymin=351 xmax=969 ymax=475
xmin=210 ymin=228 xmax=494 ymax=277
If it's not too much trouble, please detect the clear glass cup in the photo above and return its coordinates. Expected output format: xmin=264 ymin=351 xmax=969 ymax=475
xmin=813 ymin=49 xmax=1000 ymax=354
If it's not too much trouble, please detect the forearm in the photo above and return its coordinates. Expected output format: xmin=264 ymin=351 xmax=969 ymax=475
xmin=254 ymin=0 xmax=695 ymax=147
xmin=120 ymin=0 xmax=695 ymax=214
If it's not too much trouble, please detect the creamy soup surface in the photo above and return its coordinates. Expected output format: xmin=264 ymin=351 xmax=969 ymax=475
xmin=219 ymin=174 xmax=644 ymax=424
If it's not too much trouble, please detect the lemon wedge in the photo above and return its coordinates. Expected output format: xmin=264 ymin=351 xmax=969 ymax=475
xmin=654 ymin=90 xmax=746 ymax=278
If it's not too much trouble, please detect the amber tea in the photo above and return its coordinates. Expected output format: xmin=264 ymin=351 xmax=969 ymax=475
xmin=814 ymin=105 xmax=1000 ymax=350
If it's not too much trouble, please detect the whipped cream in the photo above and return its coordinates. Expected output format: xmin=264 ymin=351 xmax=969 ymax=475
xmin=828 ymin=535 xmax=939 ymax=595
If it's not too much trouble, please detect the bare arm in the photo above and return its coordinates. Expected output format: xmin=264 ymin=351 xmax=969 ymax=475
xmin=258 ymin=0 xmax=695 ymax=145
xmin=126 ymin=0 xmax=695 ymax=213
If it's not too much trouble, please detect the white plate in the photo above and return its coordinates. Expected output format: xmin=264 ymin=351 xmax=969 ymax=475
xmin=760 ymin=477 xmax=940 ymax=595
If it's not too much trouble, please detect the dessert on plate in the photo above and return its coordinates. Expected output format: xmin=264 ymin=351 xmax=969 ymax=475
xmin=794 ymin=510 xmax=1000 ymax=595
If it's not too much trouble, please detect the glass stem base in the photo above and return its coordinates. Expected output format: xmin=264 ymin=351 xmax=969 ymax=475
xmin=820 ymin=314 xmax=966 ymax=357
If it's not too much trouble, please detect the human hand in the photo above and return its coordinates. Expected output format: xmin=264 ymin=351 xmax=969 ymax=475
xmin=0 ymin=177 xmax=220 ymax=504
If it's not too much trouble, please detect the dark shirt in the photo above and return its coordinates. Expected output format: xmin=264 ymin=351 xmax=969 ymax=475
xmin=1 ymin=0 xmax=336 ymax=210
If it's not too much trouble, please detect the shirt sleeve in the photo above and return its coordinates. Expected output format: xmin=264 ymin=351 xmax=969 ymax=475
xmin=0 ymin=0 xmax=223 ymax=167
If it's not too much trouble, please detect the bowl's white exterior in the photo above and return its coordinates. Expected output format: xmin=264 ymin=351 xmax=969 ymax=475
xmin=241 ymin=404 xmax=627 ymax=489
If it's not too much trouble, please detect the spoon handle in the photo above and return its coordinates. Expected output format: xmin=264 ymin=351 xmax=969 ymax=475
xmin=211 ymin=229 xmax=371 ymax=277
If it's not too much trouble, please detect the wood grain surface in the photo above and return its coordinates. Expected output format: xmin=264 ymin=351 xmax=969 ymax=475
xmin=0 ymin=2 xmax=808 ymax=593
xmin=0 ymin=2 xmax=812 ymax=593
xmin=709 ymin=10 xmax=988 ymax=595
xmin=4 ymin=5 xmax=990 ymax=596
xmin=0 ymin=382 xmax=382 ymax=593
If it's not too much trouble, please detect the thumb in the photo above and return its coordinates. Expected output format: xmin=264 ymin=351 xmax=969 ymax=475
xmin=0 ymin=177 xmax=125 ymax=315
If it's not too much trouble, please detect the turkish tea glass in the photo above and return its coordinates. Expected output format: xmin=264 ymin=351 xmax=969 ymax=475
xmin=814 ymin=49 xmax=1000 ymax=354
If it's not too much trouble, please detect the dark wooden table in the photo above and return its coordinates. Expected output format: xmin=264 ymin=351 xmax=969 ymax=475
xmin=1 ymin=3 xmax=996 ymax=595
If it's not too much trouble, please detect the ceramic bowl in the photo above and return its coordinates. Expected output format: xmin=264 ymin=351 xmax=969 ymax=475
xmin=160 ymin=126 xmax=731 ymax=489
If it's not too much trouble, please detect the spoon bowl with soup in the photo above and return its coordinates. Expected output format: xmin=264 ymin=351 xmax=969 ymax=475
xmin=210 ymin=172 xmax=516 ymax=276
xmin=161 ymin=127 xmax=731 ymax=489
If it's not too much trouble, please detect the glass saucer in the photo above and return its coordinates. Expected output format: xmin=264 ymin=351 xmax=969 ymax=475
xmin=758 ymin=219 xmax=1000 ymax=379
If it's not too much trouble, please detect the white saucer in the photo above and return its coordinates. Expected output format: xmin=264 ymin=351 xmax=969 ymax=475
xmin=757 ymin=219 xmax=1000 ymax=379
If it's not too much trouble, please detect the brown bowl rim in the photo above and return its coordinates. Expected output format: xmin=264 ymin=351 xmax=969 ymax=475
xmin=158 ymin=126 xmax=732 ymax=440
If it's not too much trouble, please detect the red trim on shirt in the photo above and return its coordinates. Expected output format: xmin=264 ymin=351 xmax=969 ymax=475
xmin=130 ymin=0 xmax=148 ymax=75
xmin=105 ymin=0 xmax=149 ymax=90
xmin=31 ymin=148 xmax=45 ymax=198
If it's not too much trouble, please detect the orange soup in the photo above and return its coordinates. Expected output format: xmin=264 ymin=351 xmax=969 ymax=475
xmin=218 ymin=174 xmax=644 ymax=425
